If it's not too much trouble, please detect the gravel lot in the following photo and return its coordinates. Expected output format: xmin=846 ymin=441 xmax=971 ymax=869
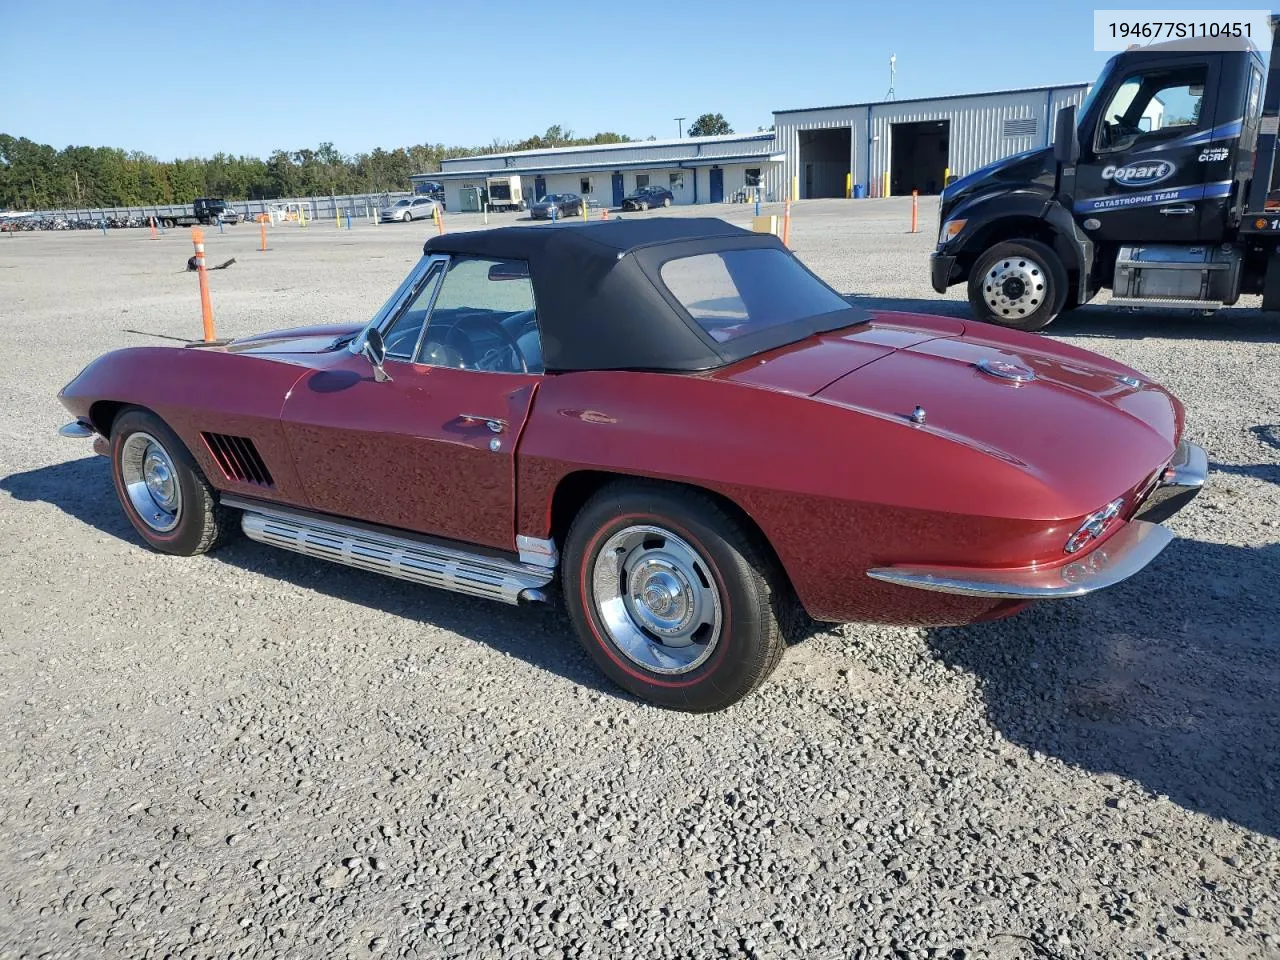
xmin=1 ymin=199 xmax=1278 ymax=960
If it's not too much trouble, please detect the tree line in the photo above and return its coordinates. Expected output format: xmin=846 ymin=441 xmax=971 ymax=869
xmin=0 ymin=125 xmax=637 ymax=210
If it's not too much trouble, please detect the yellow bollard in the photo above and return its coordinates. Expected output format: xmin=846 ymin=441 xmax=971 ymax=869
xmin=190 ymin=228 xmax=216 ymax=342
xmin=335 ymin=206 xmax=341 ymax=228
xmin=845 ymin=172 xmax=852 ymax=199
xmin=883 ymin=172 xmax=890 ymax=198
xmin=792 ymin=175 xmax=799 ymax=202
xmin=433 ymin=204 xmax=444 ymax=235
xmin=581 ymin=198 xmax=588 ymax=223
xmin=781 ymin=199 xmax=792 ymax=247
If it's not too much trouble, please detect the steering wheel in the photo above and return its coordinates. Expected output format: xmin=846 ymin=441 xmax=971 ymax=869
xmin=383 ymin=314 xmax=425 ymax=358
xmin=457 ymin=315 xmax=528 ymax=373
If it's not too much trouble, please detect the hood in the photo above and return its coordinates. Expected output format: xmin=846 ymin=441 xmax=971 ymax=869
xmin=218 ymin=322 xmax=365 ymax=355
xmin=939 ymin=146 xmax=1055 ymax=222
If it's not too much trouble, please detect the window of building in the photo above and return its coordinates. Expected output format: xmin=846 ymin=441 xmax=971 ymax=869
xmin=669 ymin=173 xmax=685 ymax=190
xmin=744 ymin=168 xmax=761 ymax=187
xmin=635 ymin=174 xmax=650 ymax=189
xmin=579 ymin=177 xmax=593 ymax=194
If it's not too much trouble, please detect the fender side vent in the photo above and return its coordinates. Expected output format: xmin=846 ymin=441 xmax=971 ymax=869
xmin=201 ymin=432 xmax=275 ymax=487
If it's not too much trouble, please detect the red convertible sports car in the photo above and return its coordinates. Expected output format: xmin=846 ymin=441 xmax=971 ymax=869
xmin=58 ymin=218 xmax=1206 ymax=711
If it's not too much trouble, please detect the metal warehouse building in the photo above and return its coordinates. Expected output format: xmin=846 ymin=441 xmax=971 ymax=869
xmin=421 ymin=132 xmax=784 ymax=213
xmin=415 ymin=83 xmax=1090 ymax=208
xmin=774 ymin=83 xmax=1089 ymax=200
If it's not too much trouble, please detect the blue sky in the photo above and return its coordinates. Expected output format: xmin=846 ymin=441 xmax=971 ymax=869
xmin=1 ymin=0 xmax=1123 ymax=159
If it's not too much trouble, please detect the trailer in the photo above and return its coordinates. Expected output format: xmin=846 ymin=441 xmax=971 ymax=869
xmin=485 ymin=176 xmax=525 ymax=212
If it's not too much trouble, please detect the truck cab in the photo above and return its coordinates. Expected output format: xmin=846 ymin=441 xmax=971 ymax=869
xmin=193 ymin=197 xmax=232 ymax=224
xmin=931 ymin=27 xmax=1273 ymax=329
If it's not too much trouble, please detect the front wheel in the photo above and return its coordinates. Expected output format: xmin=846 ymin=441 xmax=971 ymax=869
xmin=563 ymin=483 xmax=789 ymax=712
xmin=110 ymin=408 xmax=234 ymax=556
xmin=967 ymin=239 xmax=1067 ymax=331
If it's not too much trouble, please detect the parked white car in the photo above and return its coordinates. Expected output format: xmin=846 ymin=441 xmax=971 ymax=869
xmin=379 ymin=197 xmax=438 ymax=222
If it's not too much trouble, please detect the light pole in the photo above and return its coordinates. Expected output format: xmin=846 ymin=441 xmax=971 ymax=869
xmin=675 ymin=117 xmax=685 ymax=138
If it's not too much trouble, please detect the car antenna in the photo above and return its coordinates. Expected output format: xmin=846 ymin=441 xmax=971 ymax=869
xmin=123 ymin=328 xmax=196 ymax=343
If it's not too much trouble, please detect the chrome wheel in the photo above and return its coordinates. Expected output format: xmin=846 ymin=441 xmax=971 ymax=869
xmin=590 ymin=524 xmax=723 ymax=675
xmin=981 ymin=255 xmax=1046 ymax=320
xmin=119 ymin=432 xmax=182 ymax=533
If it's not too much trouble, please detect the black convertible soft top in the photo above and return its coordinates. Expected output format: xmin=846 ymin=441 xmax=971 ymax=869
xmin=422 ymin=217 xmax=863 ymax=372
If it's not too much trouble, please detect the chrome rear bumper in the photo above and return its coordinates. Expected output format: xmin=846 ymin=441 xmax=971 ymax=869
xmin=1133 ymin=439 xmax=1207 ymax=524
xmin=868 ymin=441 xmax=1206 ymax=600
xmin=868 ymin=520 xmax=1173 ymax=599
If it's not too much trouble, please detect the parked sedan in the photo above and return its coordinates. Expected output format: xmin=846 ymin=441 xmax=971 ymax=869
xmin=56 ymin=217 xmax=1206 ymax=713
xmin=379 ymin=197 xmax=438 ymax=222
xmin=621 ymin=185 xmax=673 ymax=210
xmin=528 ymin=193 xmax=584 ymax=220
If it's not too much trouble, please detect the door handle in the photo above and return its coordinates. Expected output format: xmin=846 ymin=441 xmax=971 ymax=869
xmin=459 ymin=414 xmax=506 ymax=433
xmin=1158 ymin=205 xmax=1195 ymax=216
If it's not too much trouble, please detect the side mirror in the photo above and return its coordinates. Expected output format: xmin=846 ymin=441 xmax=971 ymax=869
xmin=1054 ymin=105 xmax=1079 ymax=165
xmin=361 ymin=327 xmax=393 ymax=382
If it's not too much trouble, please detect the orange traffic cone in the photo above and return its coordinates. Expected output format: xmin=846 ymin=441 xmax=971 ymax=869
xmin=601 ymin=208 xmax=608 ymax=221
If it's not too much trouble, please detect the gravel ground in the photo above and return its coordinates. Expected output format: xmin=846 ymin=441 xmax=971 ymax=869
xmin=1 ymin=199 xmax=1277 ymax=960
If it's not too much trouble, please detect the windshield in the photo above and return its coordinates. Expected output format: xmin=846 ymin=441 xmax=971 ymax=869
xmin=543 ymin=194 xmax=563 ymax=202
xmin=393 ymin=199 xmax=411 ymax=207
xmin=660 ymin=248 xmax=851 ymax=343
xmin=1078 ymin=57 xmax=1115 ymax=123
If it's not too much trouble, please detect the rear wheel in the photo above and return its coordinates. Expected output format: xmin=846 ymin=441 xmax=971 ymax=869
xmin=662 ymin=197 xmax=672 ymax=207
xmin=110 ymin=408 xmax=233 ymax=556
xmin=563 ymin=482 xmax=788 ymax=712
xmin=967 ymin=239 xmax=1067 ymax=331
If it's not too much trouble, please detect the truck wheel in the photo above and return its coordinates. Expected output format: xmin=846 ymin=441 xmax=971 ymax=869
xmin=563 ymin=482 xmax=789 ymax=712
xmin=967 ymin=240 xmax=1067 ymax=331
xmin=163 ymin=219 xmax=176 ymax=229
xmin=109 ymin=408 xmax=234 ymax=556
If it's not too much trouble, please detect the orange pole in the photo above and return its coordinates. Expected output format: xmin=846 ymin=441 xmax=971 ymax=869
xmin=259 ymin=219 xmax=268 ymax=252
xmin=781 ymin=198 xmax=792 ymax=247
xmin=191 ymin=228 xmax=216 ymax=342
xmin=911 ymin=190 xmax=918 ymax=233
xmin=434 ymin=205 xmax=445 ymax=235
xmin=601 ymin=208 xmax=608 ymax=220
xmin=149 ymin=217 xmax=158 ymax=240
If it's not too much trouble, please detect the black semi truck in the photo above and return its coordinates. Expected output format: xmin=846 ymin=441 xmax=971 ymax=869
xmin=157 ymin=198 xmax=236 ymax=229
xmin=931 ymin=22 xmax=1280 ymax=329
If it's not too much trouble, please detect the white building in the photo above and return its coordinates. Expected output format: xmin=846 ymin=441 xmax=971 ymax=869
xmin=421 ymin=132 xmax=784 ymax=212
xmin=771 ymin=83 xmax=1090 ymax=199
xmin=415 ymin=83 xmax=1092 ymax=208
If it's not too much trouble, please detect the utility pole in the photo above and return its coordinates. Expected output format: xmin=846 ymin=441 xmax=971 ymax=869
xmin=675 ymin=117 xmax=686 ymax=138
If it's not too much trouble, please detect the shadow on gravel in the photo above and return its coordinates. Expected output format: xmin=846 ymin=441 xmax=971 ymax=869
xmin=843 ymin=294 xmax=1280 ymax=344
xmin=926 ymin=539 xmax=1280 ymax=839
xmin=1 ymin=456 xmax=621 ymax=700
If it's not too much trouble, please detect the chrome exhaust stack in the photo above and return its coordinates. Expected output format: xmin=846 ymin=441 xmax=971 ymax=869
xmin=234 ymin=503 xmax=555 ymax=606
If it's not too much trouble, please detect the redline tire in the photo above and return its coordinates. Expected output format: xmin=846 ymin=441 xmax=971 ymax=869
xmin=109 ymin=408 xmax=233 ymax=556
xmin=563 ymin=482 xmax=788 ymax=712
